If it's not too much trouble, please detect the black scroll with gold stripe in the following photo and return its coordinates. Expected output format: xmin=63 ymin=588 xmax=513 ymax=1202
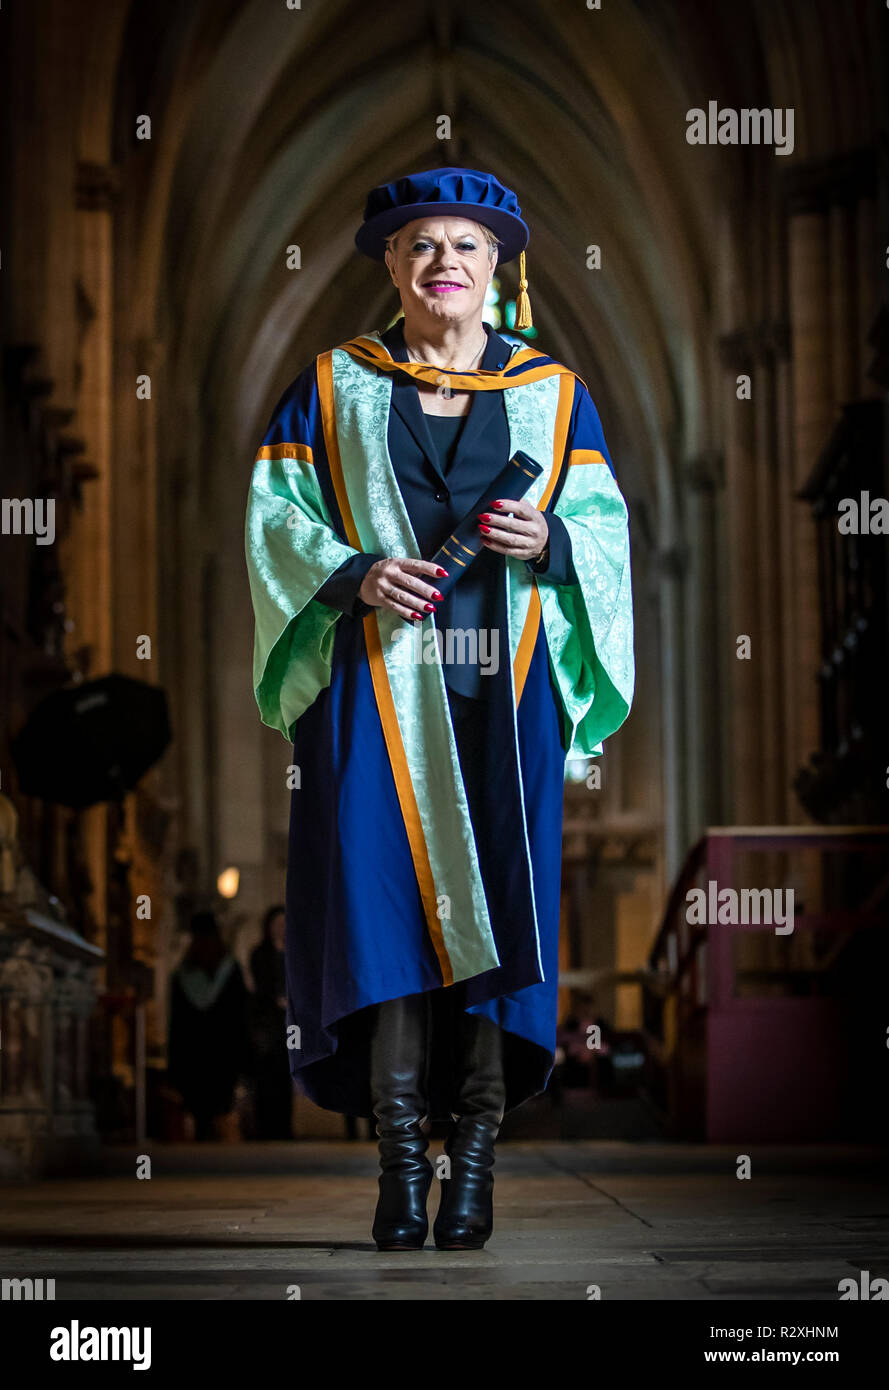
xmin=429 ymin=450 xmax=543 ymax=596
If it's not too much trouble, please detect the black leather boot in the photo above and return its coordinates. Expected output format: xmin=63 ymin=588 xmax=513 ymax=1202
xmin=434 ymin=1009 xmax=505 ymax=1251
xmin=370 ymin=992 xmax=433 ymax=1251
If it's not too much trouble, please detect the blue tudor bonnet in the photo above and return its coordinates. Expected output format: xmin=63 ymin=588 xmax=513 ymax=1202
xmin=354 ymin=166 xmax=530 ymax=263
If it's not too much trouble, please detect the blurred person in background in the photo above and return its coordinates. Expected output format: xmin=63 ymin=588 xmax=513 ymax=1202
xmin=167 ymin=910 xmax=250 ymax=1140
xmin=249 ymin=904 xmax=293 ymax=1139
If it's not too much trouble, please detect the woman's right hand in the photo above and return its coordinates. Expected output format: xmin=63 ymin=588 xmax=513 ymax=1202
xmin=359 ymin=557 xmax=448 ymax=622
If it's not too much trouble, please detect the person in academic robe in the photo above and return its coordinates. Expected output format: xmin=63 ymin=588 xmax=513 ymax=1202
xmin=245 ymin=167 xmax=634 ymax=1249
xmin=167 ymin=911 xmax=250 ymax=1141
xmin=248 ymin=904 xmax=294 ymax=1140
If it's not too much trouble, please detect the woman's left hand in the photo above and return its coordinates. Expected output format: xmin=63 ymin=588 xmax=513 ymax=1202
xmin=478 ymin=497 xmax=549 ymax=560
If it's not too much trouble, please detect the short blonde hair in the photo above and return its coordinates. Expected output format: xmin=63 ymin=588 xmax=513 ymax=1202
xmin=385 ymin=223 xmax=500 ymax=257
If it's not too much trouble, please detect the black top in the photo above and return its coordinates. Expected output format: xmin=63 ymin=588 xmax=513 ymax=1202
xmin=423 ymin=410 xmax=467 ymax=477
xmin=417 ymin=404 xmax=496 ymax=699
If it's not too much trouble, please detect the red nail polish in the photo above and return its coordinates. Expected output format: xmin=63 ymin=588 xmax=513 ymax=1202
xmin=491 ymin=500 xmax=503 ymax=508
xmin=411 ymin=611 xmax=422 ymax=620
xmin=479 ymin=524 xmax=491 ymax=534
xmin=478 ymin=513 xmax=490 ymax=521
xmin=423 ymin=603 xmax=435 ymax=612
xmin=432 ymin=591 xmax=443 ymax=600
xmin=436 ymin=567 xmax=448 ymax=577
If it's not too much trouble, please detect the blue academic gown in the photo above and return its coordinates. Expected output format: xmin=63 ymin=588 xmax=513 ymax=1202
xmin=283 ymin=323 xmax=588 ymax=1117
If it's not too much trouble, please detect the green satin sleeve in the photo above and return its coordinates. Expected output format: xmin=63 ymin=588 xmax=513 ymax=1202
xmin=245 ymin=455 xmax=366 ymax=739
xmin=539 ymin=461 xmax=634 ymax=758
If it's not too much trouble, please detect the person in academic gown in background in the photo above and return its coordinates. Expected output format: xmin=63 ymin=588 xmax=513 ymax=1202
xmin=167 ymin=911 xmax=250 ymax=1141
xmin=248 ymin=904 xmax=294 ymax=1140
xmin=245 ymin=167 xmax=635 ymax=1250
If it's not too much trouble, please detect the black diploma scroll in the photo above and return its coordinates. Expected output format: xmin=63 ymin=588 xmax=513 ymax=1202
xmin=428 ymin=450 xmax=543 ymax=596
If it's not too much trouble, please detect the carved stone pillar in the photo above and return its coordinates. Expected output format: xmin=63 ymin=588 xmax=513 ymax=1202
xmin=0 ymin=938 xmax=53 ymax=1174
xmin=52 ymin=959 xmax=98 ymax=1136
xmin=0 ymin=803 xmax=105 ymax=1176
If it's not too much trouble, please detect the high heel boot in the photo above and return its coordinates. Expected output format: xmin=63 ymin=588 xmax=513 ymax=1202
xmin=433 ymin=1010 xmax=506 ymax=1251
xmin=370 ymin=992 xmax=433 ymax=1251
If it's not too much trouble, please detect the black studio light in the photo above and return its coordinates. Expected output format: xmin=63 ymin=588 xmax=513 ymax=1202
xmin=11 ymin=673 xmax=172 ymax=808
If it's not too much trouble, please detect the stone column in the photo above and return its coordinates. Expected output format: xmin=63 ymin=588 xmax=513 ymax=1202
xmin=73 ymin=160 xmax=119 ymax=951
xmin=855 ymin=195 xmax=880 ymax=397
xmin=684 ymin=450 xmax=725 ymax=830
xmin=657 ymin=544 xmax=689 ymax=880
xmin=752 ymin=322 xmax=792 ymax=822
xmin=829 ymin=202 xmax=856 ymax=404
xmin=787 ymin=210 xmax=832 ymax=795
xmin=718 ymin=329 xmax=761 ymax=823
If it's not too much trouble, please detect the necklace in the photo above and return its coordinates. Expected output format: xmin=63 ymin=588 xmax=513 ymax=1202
xmin=405 ymin=331 xmax=488 ymax=373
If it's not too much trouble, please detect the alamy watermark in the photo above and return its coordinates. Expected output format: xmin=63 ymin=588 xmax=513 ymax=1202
xmin=686 ymin=102 xmax=794 ymax=157
xmin=1 ymin=498 xmax=55 ymax=545
xmin=2 ymin=1276 xmax=55 ymax=1300
xmin=392 ymin=622 xmax=500 ymax=676
xmin=686 ymin=881 xmax=795 ymax=935
xmin=49 ymin=1320 xmax=151 ymax=1370
xmin=837 ymin=491 xmax=888 ymax=534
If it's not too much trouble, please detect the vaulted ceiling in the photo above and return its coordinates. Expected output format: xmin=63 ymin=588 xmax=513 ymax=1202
xmin=75 ymin=0 xmax=872 ymax=553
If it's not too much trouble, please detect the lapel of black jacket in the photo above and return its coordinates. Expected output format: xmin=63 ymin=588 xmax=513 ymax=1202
xmin=381 ymin=319 xmax=512 ymax=485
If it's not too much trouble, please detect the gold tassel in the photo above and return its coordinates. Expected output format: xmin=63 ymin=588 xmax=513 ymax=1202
xmin=514 ymin=249 xmax=533 ymax=330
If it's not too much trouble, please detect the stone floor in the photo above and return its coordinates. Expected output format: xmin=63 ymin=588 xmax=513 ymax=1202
xmin=0 ymin=1141 xmax=887 ymax=1300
